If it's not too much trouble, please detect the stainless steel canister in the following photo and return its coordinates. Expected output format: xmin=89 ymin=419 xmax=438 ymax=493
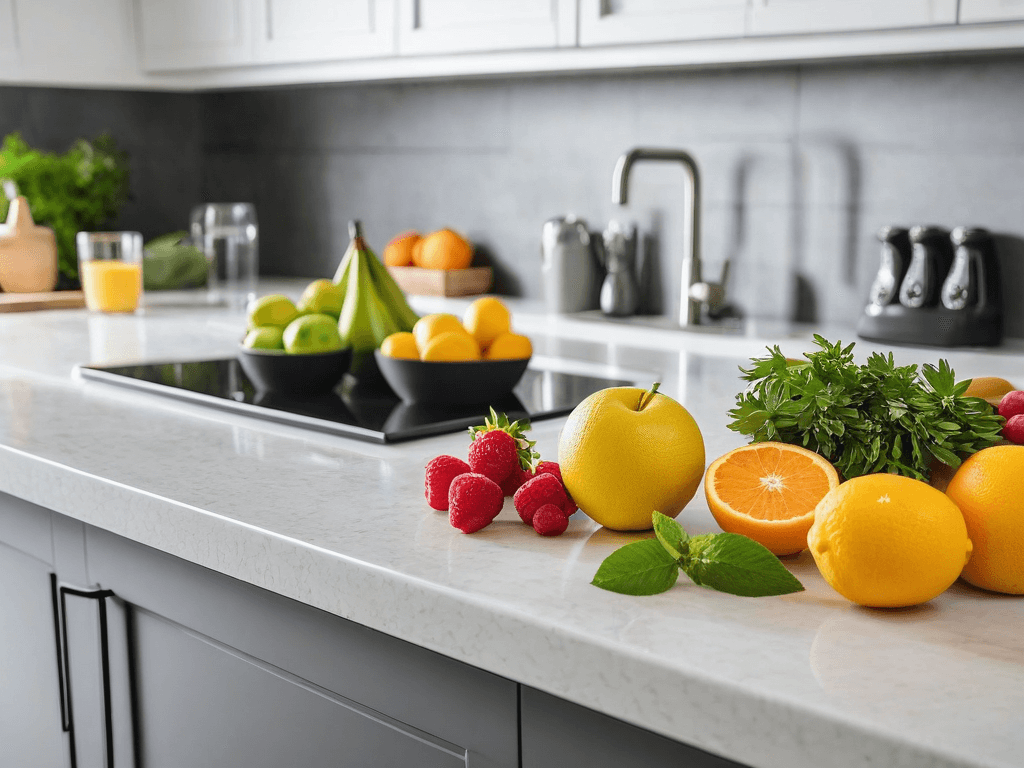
xmin=540 ymin=215 xmax=602 ymax=314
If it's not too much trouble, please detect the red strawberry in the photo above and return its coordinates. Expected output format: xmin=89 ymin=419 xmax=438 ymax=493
xmin=449 ymin=473 xmax=504 ymax=533
xmin=562 ymin=498 xmax=578 ymax=517
xmin=425 ymin=455 xmax=472 ymax=511
xmin=499 ymin=465 xmax=535 ymax=496
xmin=514 ymin=473 xmax=568 ymax=525
xmin=999 ymin=390 xmax=1024 ymax=420
xmin=1003 ymin=414 xmax=1024 ymax=445
xmin=532 ymin=503 xmax=568 ymax=536
xmin=468 ymin=430 xmax=519 ymax=484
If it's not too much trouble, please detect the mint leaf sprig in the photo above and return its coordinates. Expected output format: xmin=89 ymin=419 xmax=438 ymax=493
xmin=592 ymin=512 xmax=804 ymax=598
xmin=727 ymin=335 xmax=1004 ymax=481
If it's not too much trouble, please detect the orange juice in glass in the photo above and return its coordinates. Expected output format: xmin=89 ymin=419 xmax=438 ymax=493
xmin=77 ymin=232 xmax=143 ymax=313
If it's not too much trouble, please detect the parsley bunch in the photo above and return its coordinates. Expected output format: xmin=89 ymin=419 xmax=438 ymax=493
xmin=727 ymin=336 xmax=1004 ymax=481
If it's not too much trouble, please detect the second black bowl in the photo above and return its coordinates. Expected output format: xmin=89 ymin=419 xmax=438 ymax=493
xmin=374 ymin=351 xmax=530 ymax=404
xmin=237 ymin=345 xmax=352 ymax=396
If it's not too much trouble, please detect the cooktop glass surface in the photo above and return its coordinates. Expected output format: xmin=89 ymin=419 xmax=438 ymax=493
xmin=79 ymin=358 xmax=635 ymax=443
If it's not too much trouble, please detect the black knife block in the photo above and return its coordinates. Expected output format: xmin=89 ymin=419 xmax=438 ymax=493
xmin=857 ymin=303 xmax=1003 ymax=347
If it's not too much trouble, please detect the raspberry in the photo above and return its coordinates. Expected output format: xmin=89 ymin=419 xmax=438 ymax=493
xmin=514 ymin=473 xmax=568 ymax=525
xmin=424 ymin=455 xmax=472 ymax=511
xmin=999 ymin=391 xmax=1024 ymax=420
xmin=468 ymin=430 xmax=519 ymax=484
xmin=499 ymin=465 xmax=534 ymax=496
xmin=536 ymin=460 xmax=575 ymax=505
xmin=532 ymin=503 xmax=568 ymax=536
xmin=449 ymin=473 xmax=504 ymax=533
xmin=1003 ymin=414 xmax=1024 ymax=445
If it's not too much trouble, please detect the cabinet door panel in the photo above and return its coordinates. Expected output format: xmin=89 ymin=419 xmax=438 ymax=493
xmin=747 ymin=0 xmax=958 ymax=36
xmin=578 ymin=0 xmax=747 ymax=46
xmin=138 ymin=0 xmax=253 ymax=71
xmin=960 ymin=0 xmax=1024 ymax=22
xmin=398 ymin=0 xmax=576 ymax=54
xmin=0 ymin=0 xmax=18 ymax=73
xmin=86 ymin=526 xmax=519 ymax=768
xmin=521 ymin=686 xmax=747 ymax=768
xmin=255 ymin=0 xmax=396 ymax=63
xmin=0 ymin=545 xmax=65 ymax=768
xmin=130 ymin=608 xmax=464 ymax=768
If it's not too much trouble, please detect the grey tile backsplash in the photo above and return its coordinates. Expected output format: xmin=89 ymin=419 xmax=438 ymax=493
xmin=4 ymin=54 xmax=1024 ymax=336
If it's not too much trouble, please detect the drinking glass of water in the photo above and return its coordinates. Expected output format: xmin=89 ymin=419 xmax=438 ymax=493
xmin=190 ymin=203 xmax=258 ymax=309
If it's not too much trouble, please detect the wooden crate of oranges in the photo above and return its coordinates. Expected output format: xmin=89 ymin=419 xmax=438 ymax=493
xmin=380 ymin=297 xmax=531 ymax=362
xmin=384 ymin=229 xmax=493 ymax=297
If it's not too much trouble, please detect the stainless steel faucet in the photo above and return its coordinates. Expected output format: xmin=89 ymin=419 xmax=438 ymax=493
xmin=611 ymin=147 xmax=728 ymax=327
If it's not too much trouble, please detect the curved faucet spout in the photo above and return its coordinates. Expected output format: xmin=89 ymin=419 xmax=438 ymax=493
xmin=611 ymin=147 xmax=707 ymax=326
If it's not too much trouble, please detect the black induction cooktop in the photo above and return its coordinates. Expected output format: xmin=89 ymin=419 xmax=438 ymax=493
xmin=78 ymin=358 xmax=635 ymax=444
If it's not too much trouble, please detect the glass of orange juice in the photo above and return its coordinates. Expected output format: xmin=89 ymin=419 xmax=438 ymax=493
xmin=76 ymin=232 xmax=144 ymax=313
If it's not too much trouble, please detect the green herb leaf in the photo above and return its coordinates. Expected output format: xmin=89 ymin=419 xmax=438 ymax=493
xmin=684 ymin=533 xmax=804 ymax=597
xmin=591 ymin=539 xmax=679 ymax=596
xmin=652 ymin=511 xmax=688 ymax=560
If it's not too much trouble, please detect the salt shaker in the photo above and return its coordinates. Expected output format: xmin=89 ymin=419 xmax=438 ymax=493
xmin=600 ymin=220 xmax=639 ymax=317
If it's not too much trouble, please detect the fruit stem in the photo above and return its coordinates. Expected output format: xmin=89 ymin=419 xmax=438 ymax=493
xmin=637 ymin=382 xmax=661 ymax=411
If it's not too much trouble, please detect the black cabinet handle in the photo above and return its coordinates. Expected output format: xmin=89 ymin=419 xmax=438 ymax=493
xmin=50 ymin=574 xmax=117 ymax=768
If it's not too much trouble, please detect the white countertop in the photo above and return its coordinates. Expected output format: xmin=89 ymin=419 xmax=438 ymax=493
xmin=2 ymin=281 xmax=1024 ymax=768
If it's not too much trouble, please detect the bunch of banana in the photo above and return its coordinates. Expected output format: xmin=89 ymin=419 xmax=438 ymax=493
xmin=335 ymin=220 xmax=419 ymax=376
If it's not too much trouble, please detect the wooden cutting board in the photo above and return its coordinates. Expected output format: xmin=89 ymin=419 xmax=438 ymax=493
xmin=0 ymin=290 xmax=86 ymax=313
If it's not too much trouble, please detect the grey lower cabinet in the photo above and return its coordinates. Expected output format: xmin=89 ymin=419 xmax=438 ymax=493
xmin=84 ymin=526 xmax=518 ymax=768
xmin=1 ymin=491 xmax=750 ymax=768
xmin=0 ymin=497 xmax=66 ymax=768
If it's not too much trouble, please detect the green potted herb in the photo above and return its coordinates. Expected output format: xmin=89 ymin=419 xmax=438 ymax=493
xmin=0 ymin=132 xmax=130 ymax=286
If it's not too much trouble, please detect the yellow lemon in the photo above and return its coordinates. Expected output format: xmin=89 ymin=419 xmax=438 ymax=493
xmin=421 ymin=331 xmax=481 ymax=362
xmin=484 ymin=332 xmax=532 ymax=360
xmin=463 ymin=297 xmax=511 ymax=351
xmin=946 ymin=445 xmax=1024 ymax=594
xmin=380 ymin=332 xmax=419 ymax=360
xmin=808 ymin=474 xmax=972 ymax=607
xmin=558 ymin=386 xmax=705 ymax=531
xmin=963 ymin=376 xmax=1015 ymax=407
xmin=412 ymin=313 xmax=469 ymax=353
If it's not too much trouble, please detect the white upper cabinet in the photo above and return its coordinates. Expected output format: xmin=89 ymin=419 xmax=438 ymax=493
xmin=398 ymin=0 xmax=577 ymax=55
xmin=138 ymin=0 xmax=255 ymax=71
xmin=960 ymin=0 xmax=1024 ymax=23
xmin=254 ymin=0 xmax=396 ymax=63
xmin=746 ymin=0 xmax=958 ymax=36
xmin=0 ymin=0 xmax=19 ymax=76
xmin=578 ymin=0 xmax=748 ymax=46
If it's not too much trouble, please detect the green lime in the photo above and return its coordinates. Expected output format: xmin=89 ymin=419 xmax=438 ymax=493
xmin=297 ymin=279 xmax=344 ymax=318
xmin=283 ymin=314 xmax=344 ymax=354
xmin=242 ymin=326 xmax=285 ymax=351
xmin=247 ymin=294 xmax=299 ymax=330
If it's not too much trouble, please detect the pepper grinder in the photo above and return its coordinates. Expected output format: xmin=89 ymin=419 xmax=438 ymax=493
xmin=600 ymin=220 xmax=639 ymax=317
xmin=942 ymin=227 xmax=1000 ymax=312
xmin=899 ymin=226 xmax=953 ymax=309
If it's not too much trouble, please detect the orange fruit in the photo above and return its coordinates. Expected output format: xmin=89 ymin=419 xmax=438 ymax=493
xmin=415 ymin=229 xmax=473 ymax=270
xmin=380 ymin=332 xmax=419 ymax=360
xmin=559 ymin=386 xmax=704 ymax=531
xmin=808 ymin=474 xmax=972 ymax=607
xmin=484 ymin=332 xmax=532 ymax=360
xmin=412 ymin=313 xmax=470 ymax=353
xmin=946 ymin=445 xmax=1024 ymax=594
xmin=421 ymin=331 xmax=481 ymax=362
xmin=382 ymin=232 xmax=421 ymax=267
xmin=704 ymin=442 xmax=839 ymax=556
xmin=463 ymin=297 xmax=511 ymax=350
xmin=963 ymin=376 xmax=1015 ymax=407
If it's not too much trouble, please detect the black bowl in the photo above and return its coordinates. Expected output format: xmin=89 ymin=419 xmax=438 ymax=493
xmin=374 ymin=351 xmax=530 ymax=404
xmin=237 ymin=345 xmax=352 ymax=396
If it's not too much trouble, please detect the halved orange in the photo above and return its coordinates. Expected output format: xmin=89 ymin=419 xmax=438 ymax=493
xmin=704 ymin=442 xmax=840 ymax=556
